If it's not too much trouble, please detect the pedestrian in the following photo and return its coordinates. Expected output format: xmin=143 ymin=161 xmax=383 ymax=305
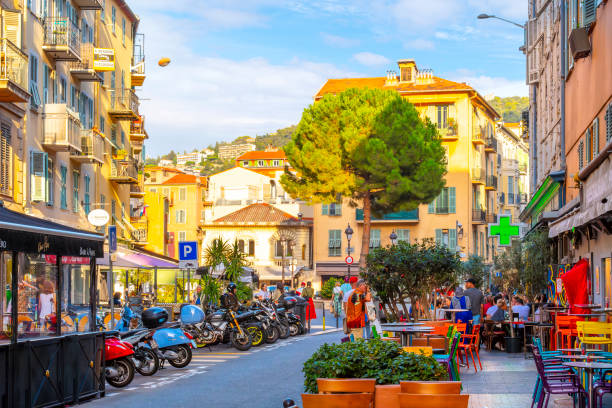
xmin=191 ymin=285 xmax=204 ymax=306
xmin=464 ymin=278 xmax=484 ymax=325
xmin=301 ymin=281 xmax=317 ymax=320
xmin=332 ymin=281 xmax=343 ymax=317
xmin=342 ymin=276 xmax=358 ymax=312
xmin=340 ymin=277 xmax=352 ymax=301
xmin=255 ymin=284 xmax=270 ymax=300
xmin=346 ymin=279 xmax=371 ymax=339
xmin=271 ymin=284 xmax=283 ymax=302
xmin=296 ymin=282 xmax=306 ymax=296
xmin=451 ymin=286 xmax=473 ymax=324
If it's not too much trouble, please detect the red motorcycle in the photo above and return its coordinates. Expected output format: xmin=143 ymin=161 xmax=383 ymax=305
xmin=105 ymin=335 xmax=136 ymax=388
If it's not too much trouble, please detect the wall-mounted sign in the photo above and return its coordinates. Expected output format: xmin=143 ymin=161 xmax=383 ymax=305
xmin=93 ymin=48 xmax=115 ymax=71
xmin=88 ymin=209 xmax=110 ymax=226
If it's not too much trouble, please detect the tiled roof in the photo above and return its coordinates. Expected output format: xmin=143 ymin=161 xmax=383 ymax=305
xmin=237 ymin=150 xmax=286 ymax=161
xmin=212 ymin=203 xmax=297 ymax=224
xmin=162 ymin=174 xmax=207 ymax=185
xmin=315 ymin=76 xmax=474 ymax=100
xmin=146 ymin=166 xmax=185 ymax=173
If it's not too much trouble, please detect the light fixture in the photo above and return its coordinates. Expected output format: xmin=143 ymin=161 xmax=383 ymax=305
xmin=345 ymin=224 xmax=353 ymax=241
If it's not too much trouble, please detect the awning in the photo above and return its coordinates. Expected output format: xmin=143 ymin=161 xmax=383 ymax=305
xmin=96 ymin=252 xmax=142 ymax=268
xmin=97 ymin=247 xmax=178 ymax=268
xmin=0 ymin=205 xmax=104 ymax=257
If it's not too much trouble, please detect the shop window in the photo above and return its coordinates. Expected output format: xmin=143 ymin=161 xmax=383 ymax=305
xmin=61 ymin=258 xmax=92 ymax=333
xmin=0 ymin=252 xmax=13 ymax=344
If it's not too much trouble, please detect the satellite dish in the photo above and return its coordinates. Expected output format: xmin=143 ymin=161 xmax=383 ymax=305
xmin=158 ymin=57 xmax=171 ymax=67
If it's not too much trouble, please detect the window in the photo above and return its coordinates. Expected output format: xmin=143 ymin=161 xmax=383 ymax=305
xmin=178 ymin=231 xmax=187 ymax=242
xmin=473 ymin=230 xmax=478 ymax=255
xmin=29 ymin=53 xmax=40 ymax=109
xmin=162 ymin=187 xmax=169 ymax=196
xmin=111 ymin=199 xmax=116 ymax=224
xmin=257 ymin=160 xmax=264 ymax=167
xmin=179 ymin=188 xmax=186 ymax=201
xmin=121 ymin=130 xmax=125 ymax=146
xmin=508 ymin=176 xmax=515 ymax=204
xmin=275 ymin=241 xmax=285 ymax=257
xmin=111 ymin=6 xmax=116 ymax=34
xmin=30 ymin=151 xmax=47 ymax=202
xmin=72 ymin=170 xmax=79 ymax=212
xmin=46 ymin=157 xmax=53 ymax=206
xmin=328 ymin=230 xmax=341 ymax=257
xmin=301 ymin=244 xmax=306 ymax=260
xmin=0 ymin=123 xmax=12 ymax=196
xmin=578 ymin=140 xmax=584 ymax=170
xmin=122 ymin=18 xmax=126 ymax=45
xmin=101 ymin=0 xmax=105 ymax=22
xmin=110 ymin=70 xmax=115 ymax=90
xmin=243 ymin=161 xmax=248 ymax=166
xmin=175 ymin=209 xmax=186 ymax=224
xmin=397 ymin=229 xmax=410 ymax=243
xmin=480 ymin=232 xmax=484 ymax=258
xmin=99 ymin=116 xmax=105 ymax=134
xmin=238 ymin=239 xmax=245 ymax=253
xmin=322 ymin=203 xmax=342 ymax=216
xmin=400 ymin=67 xmax=412 ymax=82
xmin=60 ymin=165 xmax=67 ymax=209
xmin=586 ymin=127 xmax=593 ymax=163
xmin=592 ymin=118 xmax=600 ymax=158
xmin=273 ymin=160 xmax=280 ymax=167
xmin=428 ymin=187 xmax=455 ymax=214
xmin=248 ymin=240 xmax=255 ymax=256
xmin=43 ymin=65 xmax=50 ymax=104
xmin=435 ymin=229 xmax=457 ymax=251
xmin=83 ymin=174 xmax=90 ymax=214
xmin=369 ymin=229 xmax=381 ymax=248
xmin=59 ymin=76 xmax=66 ymax=103
xmin=606 ymin=103 xmax=612 ymax=143
xmin=436 ymin=105 xmax=448 ymax=129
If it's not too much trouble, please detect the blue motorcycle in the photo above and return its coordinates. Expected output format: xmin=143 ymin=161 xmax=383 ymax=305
xmin=143 ymin=307 xmax=195 ymax=368
xmin=114 ymin=304 xmax=142 ymax=331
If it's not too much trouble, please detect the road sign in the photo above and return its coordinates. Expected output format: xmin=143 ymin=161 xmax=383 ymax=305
xmin=489 ymin=215 xmax=520 ymax=246
xmin=108 ymin=226 xmax=117 ymax=253
xmin=345 ymin=255 xmax=354 ymax=265
xmin=179 ymin=241 xmax=198 ymax=269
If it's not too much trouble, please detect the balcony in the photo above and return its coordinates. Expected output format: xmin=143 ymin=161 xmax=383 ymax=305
xmin=471 ymin=168 xmax=484 ymax=184
xmin=519 ymin=193 xmax=528 ymax=204
xmin=472 ymin=125 xmax=484 ymax=145
xmin=439 ymin=125 xmax=458 ymax=141
xmin=484 ymin=137 xmax=497 ymax=152
xmin=486 ymin=212 xmax=496 ymax=224
xmin=130 ymin=186 xmax=146 ymax=198
xmin=519 ymin=162 xmax=528 ymax=174
xmin=507 ymin=193 xmax=517 ymax=205
xmin=42 ymin=18 xmax=81 ymax=61
xmin=130 ymin=116 xmax=147 ymax=141
xmin=72 ymin=0 xmax=103 ymax=9
xmin=131 ymin=33 xmax=146 ymax=87
xmin=108 ymin=89 xmax=139 ymax=121
xmin=0 ymin=39 xmax=29 ymax=102
xmin=131 ymin=220 xmax=148 ymax=245
xmin=131 ymin=138 xmax=143 ymax=153
xmin=110 ymin=158 xmax=138 ymax=184
xmin=356 ymin=208 xmax=419 ymax=222
xmin=69 ymin=44 xmax=102 ymax=82
xmin=42 ymin=104 xmax=81 ymax=153
xmin=472 ymin=209 xmax=486 ymax=224
xmin=485 ymin=175 xmax=497 ymax=190
xmin=70 ymin=129 xmax=104 ymax=164
xmin=503 ymin=159 xmax=519 ymax=169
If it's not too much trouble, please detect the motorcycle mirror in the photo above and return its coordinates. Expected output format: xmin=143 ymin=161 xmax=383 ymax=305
xmin=283 ymin=399 xmax=296 ymax=408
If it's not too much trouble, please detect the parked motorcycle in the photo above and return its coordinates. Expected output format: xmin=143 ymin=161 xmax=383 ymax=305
xmin=143 ymin=307 xmax=195 ymax=368
xmin=114 ymin=302 xmax=142 ymax=331
xmin=104 ymin=335 xmax=135 ymax=388
xmin=280 ymin=296 xmax=305 ymax=336
xmin=119 ymin=328 xmax=160 ymax=376
xmin=204 ymin=308 xmax=253 ymax=351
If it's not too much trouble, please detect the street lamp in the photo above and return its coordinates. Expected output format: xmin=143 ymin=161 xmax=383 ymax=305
xmin=389 ymin=230 xmax=398 ymax=246
xmin=345 ymin=224 xmax=353 ymax=279
xmin=477 ymin=13 xmax=525 ymax=29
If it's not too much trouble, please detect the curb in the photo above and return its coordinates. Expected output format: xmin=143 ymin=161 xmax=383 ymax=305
xmin=309 ymin=328 xmax=343 ymax=336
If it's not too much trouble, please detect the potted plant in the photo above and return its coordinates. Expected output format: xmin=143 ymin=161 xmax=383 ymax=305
xmin=447 ymin=117 xmax=458 ymax=135
xmin=114 ymin=149 xmax=127 ymax=160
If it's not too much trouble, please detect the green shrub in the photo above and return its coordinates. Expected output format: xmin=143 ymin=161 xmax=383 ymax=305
xmin=302 ymin=339 xmax=447 ymax=393
xmin=320 ymin=277 xmax=343 ymax=299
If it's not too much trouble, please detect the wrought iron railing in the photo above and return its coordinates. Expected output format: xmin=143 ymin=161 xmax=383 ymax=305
xmin=79 ymin=130 xmax=104 ymax=162
xmin=43 ymin=17 xmax=80 ymax=55
xmin=0 ymin=38 xmax=27 ymax=91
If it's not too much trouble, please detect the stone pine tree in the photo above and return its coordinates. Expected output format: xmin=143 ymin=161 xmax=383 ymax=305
xmin=281 ymin=88 xmax=447 ymax=267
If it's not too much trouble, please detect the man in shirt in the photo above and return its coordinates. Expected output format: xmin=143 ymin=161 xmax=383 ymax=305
xmin=255 ymin=284 xmax=270 ymax=300
xmin=464 ymin=278 xmax=484 ymax=325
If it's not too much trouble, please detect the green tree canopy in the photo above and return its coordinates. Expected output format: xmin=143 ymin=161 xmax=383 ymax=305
xmin=281 ymin=88 xmax=446 ymax=266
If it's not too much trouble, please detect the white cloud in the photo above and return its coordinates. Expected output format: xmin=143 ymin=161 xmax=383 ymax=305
xmin=434 ymin=31 xmax=450 ymax=39
xmin=352 ymin=52 xmax=390 ymax=66
xmin=321 ymin=33 xmax=360 ymax=48
xmin=405 ymin=38 xmax=435 ymax=50
xmin=446 ymin=73 xmax=528 ymax=97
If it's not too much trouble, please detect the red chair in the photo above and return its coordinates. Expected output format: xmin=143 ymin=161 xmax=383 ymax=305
xmin=458 ymin=324 xmax=481 ymax=372
xmin=556 ymin=316 xmax=579 ymax=350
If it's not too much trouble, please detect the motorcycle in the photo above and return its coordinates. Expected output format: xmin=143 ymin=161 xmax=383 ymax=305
xmin=256 ymin=300 xmax=288 ymax=342
xmin=142 ymin=307 xmax=195 ymax=368
xmin=279 ymin=296 xmax=305 ymax=336
xmin=104 ymin=335 xmax=135 ymax=388
xmin=119 ymin=328 xmax=160 ymax=376
xmin=204 ymin=308 xmax=253 ymax=351
xmin=114 ymin=302 xmax=142 ymax=332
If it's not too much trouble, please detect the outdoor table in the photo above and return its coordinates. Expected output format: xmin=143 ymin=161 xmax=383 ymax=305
xmin=563 ymin=361 xmax=612 ymax=408
xmin=558 ymin=354 xmax=606 ymax=361
xmin=380 ymin=325 xmax=433 ymax=346
xmin=568 ymin=313 xmax=605 ymax=320
xmin=558 ymin=348 xmax=584 ymax=354
xmin=444 ymin=308 xmax=469 ymax=323
xmin=381 ymin=322 xmax=424 ymax=326
xmin=574 ymin=304 xmax=602 ymax=309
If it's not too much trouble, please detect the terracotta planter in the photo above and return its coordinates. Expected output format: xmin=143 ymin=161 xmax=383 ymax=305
xmin=374 ymin=384 xmax=400 ymax=408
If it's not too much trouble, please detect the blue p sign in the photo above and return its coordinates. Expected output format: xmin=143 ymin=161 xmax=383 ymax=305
xmin=178 ymin=241 xmax=198 ymax=261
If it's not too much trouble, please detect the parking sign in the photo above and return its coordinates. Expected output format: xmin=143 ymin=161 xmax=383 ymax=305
xmin=108 ymin=226 xmax=117 ymax=253
xmin=178 ymin=241 xmax=198 ymax=269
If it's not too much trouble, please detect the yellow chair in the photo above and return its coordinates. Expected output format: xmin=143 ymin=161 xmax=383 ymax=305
xmin=402 ymin=346 xmax=433 ymax=356
xmin=576 ymin=321 xmax=612 ymax=347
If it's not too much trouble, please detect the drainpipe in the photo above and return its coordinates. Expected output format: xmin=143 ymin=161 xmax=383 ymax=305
xmin=559 ymin=0 xmax=567 ymax=207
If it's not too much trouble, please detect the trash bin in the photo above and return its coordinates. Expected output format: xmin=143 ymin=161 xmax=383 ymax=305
xmin=293 ymin=296 xmax=307 ymax=331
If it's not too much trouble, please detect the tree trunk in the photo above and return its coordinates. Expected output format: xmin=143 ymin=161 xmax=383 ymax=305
xmin=359 ymin=191 xmax=372 ymax=269
xmin=398 ymin=296 xmax=409 ymax=321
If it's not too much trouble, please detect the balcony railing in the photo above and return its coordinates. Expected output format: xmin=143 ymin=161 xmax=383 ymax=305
xmin=70 ymin=129 xmax=104 ymax=164
xmin=130 ymin=116 xmax=147 ymax=141
xmin=519 ymin=162 xmax=528 ymax=174
xmin=69 ymin=44 xmax=102 ymax=81
xmin=485 ymin=137 xmax=497 ymax=152
xmin=472 ymin=209 xmax=486 ymax=223
xmin=110 ymin=158 xmax=138 ymax=184
xmin=356 ymin=208 xmax=419 ymax=222
xmin=109 ymin=89 xmax=139 ymax=121
xmin=43 ymin=104 xmax=81 ymax=153
xmin=439 ymin=126 xmax=458 ymax=140
xmin=131 ymin=220 xmax=148 ymax=244
xmin=0 ymin=38 xmax=29 ymax=102
xmin=131 ymin=33 xmax=146 ymax=87
xmin=472 ymin=125 xmax=484 ymax=144
xmin=486 ymin=212 xmax=496 ymax=224
xmin=42 ymin=17 xmax=81 ymax=61
xmin=486 ymin=175 xmax=498 ymax=189
xmin=72 ymin=0 xmax=103 ymax=10
xmin=471 ymin=168 xmax=484 ymax=183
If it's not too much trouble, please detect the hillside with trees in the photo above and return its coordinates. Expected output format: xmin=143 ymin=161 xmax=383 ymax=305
xmin=488 ymin=96 xmax=529 ymax=122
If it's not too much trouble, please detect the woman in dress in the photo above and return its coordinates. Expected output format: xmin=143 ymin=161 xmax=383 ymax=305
xmin=332 ymin=281 xmax=343 ymax=318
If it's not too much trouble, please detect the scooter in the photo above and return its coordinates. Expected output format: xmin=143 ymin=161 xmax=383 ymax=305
xmin=119 ymin=328 xmax=160 ymax=376
xmin=105 ymin=335 xmax=136 ymax=388
xmin=141 ymin=307 xmax=195 ymax=369
xmin=114 ymin=303 xmax=142 ymax=332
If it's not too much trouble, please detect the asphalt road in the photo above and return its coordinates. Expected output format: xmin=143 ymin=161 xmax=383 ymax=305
xmin=85 ymin=315 xmax=344 ymax=408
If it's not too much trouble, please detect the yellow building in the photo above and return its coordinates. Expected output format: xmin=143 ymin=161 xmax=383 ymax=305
xmin=0 ymin=0 xmax=149 ymax=250
xmin=144 ymin=173 xmax=207 ymax=260
xmin=312 ymin=59 xmax=502 ymax=286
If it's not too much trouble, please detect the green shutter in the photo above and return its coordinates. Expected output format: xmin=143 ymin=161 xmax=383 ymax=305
xmin=322 ymin=204 xmax=328 ymax=215
xmin=449 ymin=187 xmax=456 ymax=213
xmin=582 ymin=0 xmax=597 ymax=26
xmin=593 ymin=118 xmax=599 ymax=155
xmin=435 ymin=229 xmax=442 ymax=245
xmin=428 ymin=200 xmax=435 ymax=214
xmin=578 ymin=140 xmax=584 ymax=169
xmin=449 ymin=229 xmax=457 ymax=251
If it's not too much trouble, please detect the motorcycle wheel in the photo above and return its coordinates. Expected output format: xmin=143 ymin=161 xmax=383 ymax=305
xmin=106 ymin=357 xmax=135 ymax=388
xmin=245 ymin=325 xmax=264 ymax=347
xmin=289 ymin=323 xmax=300 ymax=336
xmin=230 ymin=330 xmax=252 ymax=351
xmin=134 ymin=348 xmax=159 ymax=376
xmin=168 ymin=344 xmax=192 ymax=368
xmin=265 ymin=326 xmax=280 ymax=344
xmin=278 ymin=323 xmax=290 ymax=339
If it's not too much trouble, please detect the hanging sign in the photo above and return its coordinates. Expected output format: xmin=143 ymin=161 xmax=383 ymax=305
xmin=93 ymin=48 xmax=115 ymax=71
xmin=88 ymin=209 xmax=110 ymax=227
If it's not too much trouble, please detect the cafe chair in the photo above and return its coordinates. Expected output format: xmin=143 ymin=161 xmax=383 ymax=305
xmin=594 ymin=369 xmax=612 ymax=408
xmin=576 ymin=321 xmax=612 ymax=348
xmin=317 ymin=378 xmax=376 ymax=396
xmin=458 ymin=324 xmax=482 ymax=372
xmin=397 ymin=393 xmax=469 ymax=408
xmin=400 ymin=381 xmax=461 ymax=394
xmin=555 ymin=315 xmax=579 ymax=350
xmin=434 ymin=333 xmax=461 ymax=381
xmin=301 ymin=393 xmax=372 ymax=408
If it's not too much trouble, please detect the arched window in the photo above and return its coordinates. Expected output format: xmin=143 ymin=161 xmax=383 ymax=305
xmin=270 ymin=180 xmax=277 ymax=199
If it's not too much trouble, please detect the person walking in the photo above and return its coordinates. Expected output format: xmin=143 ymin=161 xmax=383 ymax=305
xmin=464 ymin=278 xmax=484 ymax=325
xmin=346 ymin=280 xmax=371 ymax=339
xmin=332 ymin=281 xmax=343 ymax=318
xmin=301 ymin=281 xmax=317 ymax=320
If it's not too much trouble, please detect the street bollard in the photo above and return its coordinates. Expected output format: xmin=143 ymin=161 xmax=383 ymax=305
xmin=322 ymin=302 xmax=325 ymax=331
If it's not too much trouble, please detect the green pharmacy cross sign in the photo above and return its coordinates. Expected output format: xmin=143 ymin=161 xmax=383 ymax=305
xmin=489 ymin=216 xmax=520 ymax=246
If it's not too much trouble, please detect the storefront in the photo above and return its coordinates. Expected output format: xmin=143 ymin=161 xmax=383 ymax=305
xmin=0 ymin=205 xmax=105 ymax=407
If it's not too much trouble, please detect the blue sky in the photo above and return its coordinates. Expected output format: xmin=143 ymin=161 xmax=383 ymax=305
xmin=130 ymin=0 xmax=528 ymax=156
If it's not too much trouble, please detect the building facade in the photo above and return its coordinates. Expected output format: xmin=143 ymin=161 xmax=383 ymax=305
xmin=217 ymin=142 xmax=255 ymax=160
xmin=0 ymin=0 xmax=149 ymax=249
xmin=312 ymin=59 xmax=504 ymax=286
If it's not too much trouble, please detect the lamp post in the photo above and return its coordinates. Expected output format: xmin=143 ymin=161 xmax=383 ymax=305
xmin=345 ymin=223 xmax=353 ymax=279
xmin=389 ymin=230 xmax=398 ymax=246
xmin=477 ymin=13 xmax=525 ymax=29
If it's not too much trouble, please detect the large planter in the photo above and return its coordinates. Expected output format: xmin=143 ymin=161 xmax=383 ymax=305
xmin=374 ymin=385 xmax=400 ymax=407
xmin=505 ymin=336 xmax=522 ymax=353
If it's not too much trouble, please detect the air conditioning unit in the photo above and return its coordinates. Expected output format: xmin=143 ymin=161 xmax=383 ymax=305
xmin=569 ymin=27 xmax=591 ymax=60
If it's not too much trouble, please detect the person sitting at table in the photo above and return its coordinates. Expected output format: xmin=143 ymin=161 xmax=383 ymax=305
xmin=512 ymin=296 xmax=530 ymax=326
xmin=489 ymin=299 xmax=507 ymax=322
xmin=483 ymin=295 xmax=495 ymax=316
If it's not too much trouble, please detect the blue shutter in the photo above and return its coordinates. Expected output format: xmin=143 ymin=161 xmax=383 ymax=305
xmin=449 ymin=229 xmax=457 ymax=251
xmin=30 ymin=151 xmax=47 ymax=201
xmin=449 ymin=187 xmax=456 ymax=213
xmin=428 ymin=200 xmax=435 ymax=214
xmin=435 ymin=229 xmax=442 ymax=245
xmin=84 ymin=174 xmax=90 ymax=214
xmin=593 ymin=118 xmax=599 ymax=155
xmin=582 ymin=0 xmax=597 ymax=26
xmin=60 ymin=166 xmax=67 ymax=209
xmin=322 ymin=204 xmax=328 ymax=215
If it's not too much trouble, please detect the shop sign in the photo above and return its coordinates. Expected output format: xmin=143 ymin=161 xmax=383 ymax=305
xmin=0 ymin=229 xmax=103 ymax=257
xmin=93 ymin=48 xmax=115 ymax=71
xmin=45 ymin=255 xmax=91 ymax=265
xmin=88 ymin=209 xmax=110 ymax=227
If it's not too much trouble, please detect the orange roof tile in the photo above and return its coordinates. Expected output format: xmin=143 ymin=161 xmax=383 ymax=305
xmin=237 ymin=150 xmax=286 ymax=161
xmin=162 ymin=174 xmax=206 ymax=185
xmin=212 ymin=203 xmax=299 ymax=224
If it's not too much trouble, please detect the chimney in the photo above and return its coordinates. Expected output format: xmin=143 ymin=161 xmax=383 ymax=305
xmin=397 ymin=59 xmax=417 ymax=83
